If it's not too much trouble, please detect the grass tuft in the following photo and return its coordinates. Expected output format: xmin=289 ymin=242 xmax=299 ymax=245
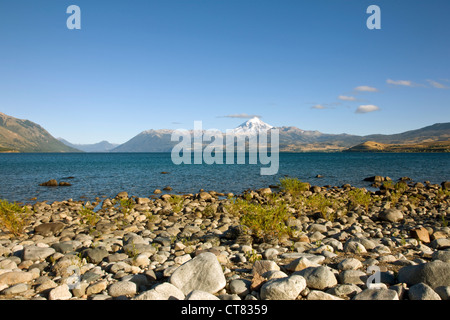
xmin=0 ymin=199 xmax=30 ymax=236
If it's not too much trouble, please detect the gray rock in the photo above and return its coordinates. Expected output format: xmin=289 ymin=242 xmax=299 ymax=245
xmin=86 ymin=280 xmax=108 ymax=296
xmin=307 ymin=290 xmax=344 ymax=300
xmin=309 ymin=223 xmax=328 ymax=233
xmin=186 ymin=290 xmax=220 ymax=300
xmin=285 ymin=257 xmax=320 ymax=272
xmin=82 ymin=248 xmax=109 ymax=264
xmin=1 ymin=283 xmax=29 ymax=296
xmin=0 ymin=258 xmax=17 ymax=270
xmin=326 ymin=284 xmax=362 ymax=299
xmin=0 ymin=271 xmax=35 ymax=286
xmin=263 ymin=248 xmax=279 ymax=260
xmin=229 ymin=279 xmax=251 ymax=297
xmin=121 ymin=274 xmax=151 ymax=287
xmin=123 ymin=233 xmax=147 ymax=245
xmin=397 ymin=260 xmax=450 ymax=289
xmin=408 ymin=283 xmax=441 ymax=300
xmin=134 ymin=282 xmax=185 ymax=300
xmin=353 ymin=288 xmax=399 ymax=300
xmin=52 ymin=254 xmax=84 ymax=277
xmin=431 ymin=239 xmax=450 ymax=250
xmin=337 ymin=258 xmax=363 ymax=271
xmin=218 ymin=293 xmax=241 ymax=300
xmin=338 ymin=270 xmax=367 ymax=285
xmin=170 ymin=252 xmax=226 ymax=295
xmin=389 ymin=283 xmax=408 ymax=300
xmin=108 ymin=281 xmax=138 ymax=297
xmin=343 ymin=241 xmax=367 ymax=254
xmin=432 ymin=250 xmax=450 ymax=262
xmin=435 ymin=286 xmax=450 ymax=300
xmin=123 ymin=243 xmax=157 ymax=256
xmin=22 ymin=246 xmax=56 ymax=261
xmin=378 ymin=209 xmax=403 ymax=223
xmin=51 ymin=242 xmax=79 ymax=254
xmin=34 ymin=222 xmax=65 ymax=236
xmin=48 ymin=284 xmax=72 ymax=300
xmin=252 ymin=260 xmax=280 ymax=275
xmin=260 ymin=275 xmax=306 ymax=300
xmin=294 ymin=266 xmax=338 ymax=290
xmin=90 ymin=294 xmax=112 ymax=300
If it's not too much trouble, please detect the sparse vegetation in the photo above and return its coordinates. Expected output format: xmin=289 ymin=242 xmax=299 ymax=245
xmin=348 ymin=188 xmax=373 ymax=211
xmin=119 ymin=198 xmax=135 ymax=216
xmin=167 ymin=195 xmax=184 ymax=213
xmin=394 ymin=181 xmax=409 ymax=193
xmin=441 ymin=215 xmax=448 ymax=228
xmin=239 ymin=199 xmax=292 ymax=243
xmin=245 ymin=249 xmax=262 ymax=263
xmin=306 ymin=193 xmax=338 ymax=221
xmin=78 ymin=206 xmax=100 ymax=226
xmin=279 ymin=177 xmax=310 ymax=196
xmin=0 ymin=199 xmax=30 ymax=235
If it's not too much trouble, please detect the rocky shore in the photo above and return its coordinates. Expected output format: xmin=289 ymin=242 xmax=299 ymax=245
xmin=0 ymin=178 xmax=449 ymax=300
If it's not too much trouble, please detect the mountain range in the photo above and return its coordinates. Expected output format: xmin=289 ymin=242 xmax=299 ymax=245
xmin=0 ymin=112 xmax=79 ymax=153
xmin=110 ymin=117 xmax=450 ymax=153
xmin=1 ymin=112 xmax=449 ymax=153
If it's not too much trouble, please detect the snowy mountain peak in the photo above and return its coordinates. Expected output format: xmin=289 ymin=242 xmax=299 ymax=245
xmin=233 ymin=117 xmax=274 ymax=134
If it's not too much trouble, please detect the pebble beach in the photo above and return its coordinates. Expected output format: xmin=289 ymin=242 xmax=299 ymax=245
xmin=0 ymin=177 xmax=449 ymax=301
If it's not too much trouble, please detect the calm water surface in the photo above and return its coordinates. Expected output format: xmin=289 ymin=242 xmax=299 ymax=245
xmin=0 ymin=152 xmax=448 ymax=204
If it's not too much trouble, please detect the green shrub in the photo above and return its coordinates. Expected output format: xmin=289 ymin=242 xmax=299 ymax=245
xmin=394 ymin=181 xmax=409 ymax=193
xmin=306 ymin=193 xmax=337 ymax=221
xmin=119 ymin=198 xmax=135 ymax=216
xmin=0 ymin=199 xmax=30 ymax=236
xmin=279 ymin=177 xmax=310 ymax=195
xmin=225 ymin=196 xmax=251 ymax=217
xmin=239 ymin=200 xmax=292 ymax=243
xmin=167 ymin=195 xmax=184 ymax=213
xmin=78 ymin=206 xmax=100 ymax=226
xmin=347 ymin=188 xmax=373 ymax=211
xmin=382 ymin=180 xmax=394 ymax=189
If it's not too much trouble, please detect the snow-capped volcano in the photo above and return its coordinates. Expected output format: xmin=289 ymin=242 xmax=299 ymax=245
xmin=232 ymin=117 xmax=274 ymax=134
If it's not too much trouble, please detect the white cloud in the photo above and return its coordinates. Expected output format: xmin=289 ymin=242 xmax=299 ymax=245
xmin=338 ymin=95 xmax=357 ymax=101
xmin=354 ymin=86 xmax=378 ymax=92
xmin=355 ymin=105 xmax=380 ymax=114
xmin=311 ymin=104 xmax=326 ymax=109
xmin=218 ymin=113 xmax=261 ymax=119
xmin=386 ymin=79 xmax=415 ymax=87
xmin=427 ymin=79 xmax=449 ymax=89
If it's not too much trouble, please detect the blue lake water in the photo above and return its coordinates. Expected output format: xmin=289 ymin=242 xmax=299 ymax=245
xmin=0 ymin=152 xmax=449 ymax=204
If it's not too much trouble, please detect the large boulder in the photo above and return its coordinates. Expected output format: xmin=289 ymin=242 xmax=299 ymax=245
xmin=22 ymin=245 xmax=56 ymax=262
xmin=294 ymin=266 xmax=337 ymax=290
xmin=260 ymin=275 xmax=306 ymax=300
xmin=134 ymin=282 xmax=185 ymax=300
xmin=169 ymin=252 xmax=226 ymax=295
xmin=34 ymin=222 xmax=65 ymax=236
xmin=408 ymin=283 xmax=441 ymax=300
xmin=353 ymin=288 xmax=399 ymax=300
xmin=378 ymin=208 xmax=403 ymax=223
xmin=397 ymin=260 xmax=450 ymax=289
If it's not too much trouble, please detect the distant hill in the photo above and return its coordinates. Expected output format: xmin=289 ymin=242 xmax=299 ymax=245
xmin=0 ymin=112 xmax=80 ymax=153
xmin=58 ymin=138 xmax=119 ymax=152
xmin=344 ymin=140 xmax=450 ymax=153
xmin=362 ymin=123 xmax=450 ymax=144
xmin=111 ymin=129 xmax=175 ymax=152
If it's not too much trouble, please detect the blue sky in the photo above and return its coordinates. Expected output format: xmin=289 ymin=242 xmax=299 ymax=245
xmin=0 ymin=0 xmax=449 ymax=144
